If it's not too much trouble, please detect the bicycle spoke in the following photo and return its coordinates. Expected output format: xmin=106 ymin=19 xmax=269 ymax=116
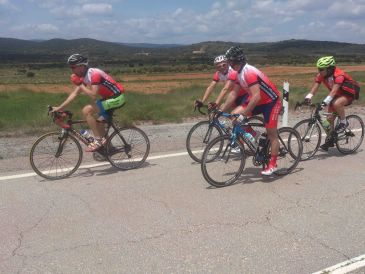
xmin=336 ymin=115 xmax=364 ymax=154
xmin=30 ymin=132 xmax=82 ymax=180
xmin=201 ymin=135 xmax=246 ymax=187
xmin=107 ymin=127 xmax=150 ymax=170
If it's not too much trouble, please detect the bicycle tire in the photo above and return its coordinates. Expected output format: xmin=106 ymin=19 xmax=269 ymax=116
xmin=186 ymin=120 xmax=223 ymax=163
xmin=30 ymin=131 xmax=83 ymax=180
xmin=293 ymin=118 xmax=322 ymax=160
xmin=335 ymin=114 xmax=364 ymax=154
xmin=107 ymin=127 xmax=150 ymax=170
xmin=201 ymin=134 xmax=246 ymax=187
xmin=273 ymin=127 xmax=303 ymax=176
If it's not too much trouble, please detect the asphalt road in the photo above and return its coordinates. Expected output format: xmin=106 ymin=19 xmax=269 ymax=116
xmin=1 ymin=113 xmax=365 ymax=273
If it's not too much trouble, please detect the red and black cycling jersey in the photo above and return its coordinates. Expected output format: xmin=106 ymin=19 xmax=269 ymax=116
xmin=83 ymin=68 xmax=124 ymax=99
xmin=315 ymin=66 xmax=358 ymax=97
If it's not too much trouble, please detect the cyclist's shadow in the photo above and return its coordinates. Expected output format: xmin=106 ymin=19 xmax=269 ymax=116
xmin=235 ymin=166 xmax=304 ymax=185
xmin=77 ymin=161 xmax=154 ymax=178
xmin=311 ymin=148 xmax=363 ymax=161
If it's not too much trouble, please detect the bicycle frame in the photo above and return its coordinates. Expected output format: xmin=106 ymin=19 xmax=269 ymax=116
xmin=296 ymin=102 xmax=340 ymax=141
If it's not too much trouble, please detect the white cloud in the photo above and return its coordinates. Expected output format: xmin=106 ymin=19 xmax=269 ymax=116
xmin=11 ymin=23 xmax=59 ymax=33
xmin=2 ymin=0 xmax=365 ymax=43
xmin=82 ymin=3 xmax=112 ymax=14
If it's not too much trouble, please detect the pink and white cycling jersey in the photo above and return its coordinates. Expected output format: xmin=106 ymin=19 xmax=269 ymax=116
xmin=82 ymin=68 xmax=124 ymax=99
xmin=235 ymin=64 xmax=279 ymax=105
xmin=212 ymin=67 xmax=236 ymax=82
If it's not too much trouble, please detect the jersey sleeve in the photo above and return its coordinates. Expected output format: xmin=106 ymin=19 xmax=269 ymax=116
xmin=90 ymin=70 xmax=102 ymax=85
xmin=334 ymin=75 xmax=345 ymax=85
xmin=315 ymin=73 xmax=323 ymax=83
xmin=245 ymin=70 xmax=259 ymax=87
xmin=212 ymin=71 xmax=220 ymax=82
xmin=227 ymin=70 xmax=237 ymax=81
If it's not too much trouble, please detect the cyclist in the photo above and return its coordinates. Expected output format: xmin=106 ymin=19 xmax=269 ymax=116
xmin=304 ymin=56 xmax=360 ymax=151
xmin=225 ymin=46 xmax=281 ymax=176
xmin=52 ymin=53 xmax=125 ymax=152
xmin=194 ymin=55 xmax=247 ymax=111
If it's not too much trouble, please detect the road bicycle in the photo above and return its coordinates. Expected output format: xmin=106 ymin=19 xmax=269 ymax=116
xmin=293 ymin=101 xmax=364 ymax=160
xmin=200 ymin=112 xmax=303 ymax=187
xmin=186 ymin=105 xmax=264 ymax=163
xmin=30 ymin=107 xmax=150 ymax=180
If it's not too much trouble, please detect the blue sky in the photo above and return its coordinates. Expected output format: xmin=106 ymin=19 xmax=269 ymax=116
xmin=1 ymin=0 xmax=364 ymax=44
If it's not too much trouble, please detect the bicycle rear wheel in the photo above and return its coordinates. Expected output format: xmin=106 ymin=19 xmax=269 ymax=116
xmin=336 ymin=114 xmax=364 ymax=154
xmin=30 ymin=131 xmax=82 ymax=180
xmin=274 ymin=127 xmax=303 ymax=176
xmin=293 ymin=118 xmax=322 ymax=160
xmin=186 ymin=120 xmax=223 ymax=163
xmin=107 ymin=127 xmax=150 ymax=170
xmin=201 ymin=135 xmax=246 ymax=187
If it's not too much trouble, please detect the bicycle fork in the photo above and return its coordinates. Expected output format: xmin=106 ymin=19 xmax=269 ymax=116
xmin=55 ymin=129 xmax=68 ymax=158
xmin=112 ymin=124 xmax=132 ymax=158
xmin=303 ymin=121 xmax=317 ymax=142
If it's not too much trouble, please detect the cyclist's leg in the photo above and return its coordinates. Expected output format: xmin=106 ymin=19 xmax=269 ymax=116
xmin=97 ymin=94 xmax=126 ymax=142
xmin=255 ymin=100 xmax=281 ymax=175
xmin=82 ymin=104 xmax=104 ymax=139
xmin=332 ymin=94 xmax=353 ymax=132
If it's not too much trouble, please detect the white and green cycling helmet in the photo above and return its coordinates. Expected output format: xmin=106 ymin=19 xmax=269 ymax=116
xmin=316 ymin=56 xmax=335 ymax=69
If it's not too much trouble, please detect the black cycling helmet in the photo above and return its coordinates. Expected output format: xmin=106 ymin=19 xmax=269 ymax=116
xmin=225 ymin=46 xmax=246 ymax=64
xmin=67 ymin=53 xmax=88 ymax=66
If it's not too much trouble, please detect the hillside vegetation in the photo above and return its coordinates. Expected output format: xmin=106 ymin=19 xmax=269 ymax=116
xmin=1 ymin=38 xmax=364 ymax=71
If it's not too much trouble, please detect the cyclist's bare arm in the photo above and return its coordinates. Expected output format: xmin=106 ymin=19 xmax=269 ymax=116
xmin=201 ymin=81 xmax=217 ymax=103
xmin=215 ymin=80 xmax=236 ymax=107
xmin=52 ymin=86 xmax=82 ymax=112
xmin=241 ymin=84 xmax=261 ymax=116
xmin=328 ymin=83 xmax=341 ymax=98
xmin=79 ymin=84 xmax=99 ymax=100
xmin=221 ymin=84 xmax=240 ymax=112
xmin=308 ymin=82 xmax=320 ymax=96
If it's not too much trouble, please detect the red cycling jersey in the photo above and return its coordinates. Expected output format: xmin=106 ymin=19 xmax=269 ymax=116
xmin=82 ymin=68 xmax=124 ymax=99
xmin=315 ymin=67 xmax=355 ymax=96
xmin=235 ymin=64 xmax=280 ymax=105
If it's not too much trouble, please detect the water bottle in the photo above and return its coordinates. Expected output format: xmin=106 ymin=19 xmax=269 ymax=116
xmin=80 ymin=129 xmax=94 ymax=143
xmin=244 ymin=132 xmax=256 ymax=149
xmin=320 ymin=115 xmax=331 ymax=134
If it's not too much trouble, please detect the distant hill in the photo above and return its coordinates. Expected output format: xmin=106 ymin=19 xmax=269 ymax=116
xmin=120 ymin=43 xmax=182 ymax=49
xmin=0 ymin=37 xmax=364 ymax=67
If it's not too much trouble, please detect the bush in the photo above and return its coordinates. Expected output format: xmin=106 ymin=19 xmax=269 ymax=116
xmin=26 ymin=71 xmax=35 ymax=77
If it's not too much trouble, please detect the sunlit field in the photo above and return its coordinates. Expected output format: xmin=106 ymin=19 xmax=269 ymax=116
xmin=0 ymin=65 xmax=364 ymax=134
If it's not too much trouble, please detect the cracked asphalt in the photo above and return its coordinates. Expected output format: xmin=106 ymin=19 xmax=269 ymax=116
xmin=1 ymin=109 xmax=365 ymax=273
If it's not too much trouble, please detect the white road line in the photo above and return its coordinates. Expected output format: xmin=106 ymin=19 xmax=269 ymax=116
xmin=0 ymin=150 xmax=192 ymax=181
xmin=312 ymin=254 xmax=365 ymax=274
xmin=1 ymin=127 xmax=362 ymax=182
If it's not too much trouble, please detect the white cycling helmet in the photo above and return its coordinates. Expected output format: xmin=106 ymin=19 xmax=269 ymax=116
xmin=214 ymin=55 xmax=227 ymax=65
xmin=67 ymin=53 xmax=89 ymax=66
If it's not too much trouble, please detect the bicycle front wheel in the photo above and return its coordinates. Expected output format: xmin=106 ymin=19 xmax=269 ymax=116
xmin=201 ymin=135 xmax=246 ymax=187
xmin=30 ymin=131 xmax=83 ymax=180
xmin=336 ymin=114 xmax=364 ymax=154
xmin=107 ymin=127 xmax=150 ymax=170
xmin=186 ymin=120 xmax=223 ymax=163
xmin=293 ymin=118 xmax=322 ymax=160
xmin=274 ymin=127 xmax=303 ymax=176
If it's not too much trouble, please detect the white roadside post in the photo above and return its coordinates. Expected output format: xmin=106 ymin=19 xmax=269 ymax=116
xmin=282 ymin=81 xmax=289 ymax=127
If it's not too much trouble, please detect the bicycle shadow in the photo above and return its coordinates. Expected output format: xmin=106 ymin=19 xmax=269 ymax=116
xmin=205 ymin=166 xmax=304 ymax=189
xmin=307 ymin=148 xmax=363 ymax=161
xmin=75 ymin=161 xmax=155 ymax=179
